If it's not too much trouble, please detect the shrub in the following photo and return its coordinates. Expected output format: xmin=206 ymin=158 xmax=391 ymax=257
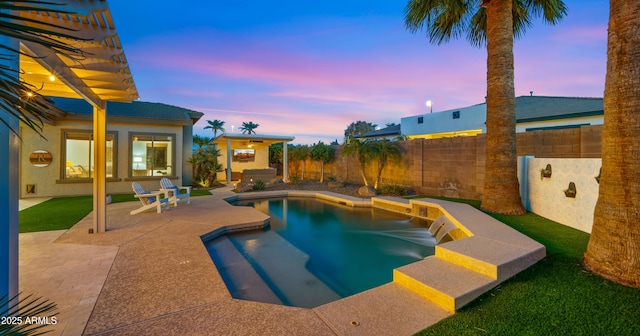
xmin=289 ymin=176 xmax=300 ymax=185
xmin=327 ymin=175 xmax=337 ymax=182
xmin=252 ymin=180 xmax=266 ymax=191
xmin=379 ymin=184 xmax=407 ymax=196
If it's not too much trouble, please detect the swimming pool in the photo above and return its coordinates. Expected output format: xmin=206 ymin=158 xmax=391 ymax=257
xmin=205 ymin=197 xmax=435 ymax=308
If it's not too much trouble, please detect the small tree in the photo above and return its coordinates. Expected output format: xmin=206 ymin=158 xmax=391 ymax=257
xmin=290 ymin=145 xmax=310 ymax=179
xmin=310 ymin=141 xmax=334 ymax=183
xmin=268 ymin=143 xmax=283 ymax=175
xmin=344 ymin=121 xmax=377 ymax=143
xmin=369 ymin=140 xmax=402 ymax=189
xmin=269 ymin=143 xmax=283 ymax=164
xmin=342 ymin=139 xmax=373 ymax=186
xmin=188 ymin=145 xmax=222 ymax=187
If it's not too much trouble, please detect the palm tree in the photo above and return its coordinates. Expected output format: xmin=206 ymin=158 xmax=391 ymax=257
xmin=405 ymin=0 xmax=566 ymax=215
xmin=369 ymin=140 xmax=402 ymax=189
xmin=203 ymin=119 xmax=225 ymax=138
xmin=188 ymin=145 xmax=222 ymax=187
xmin=239 ymin=121 xmax=259 ymax=134
xmin=192 ymin=135 xmax=212 ymax=151
xmin=584 ymin=1 xmax=640 ymax=288
xmin=342 ymin=139 xmax=373 ymax=186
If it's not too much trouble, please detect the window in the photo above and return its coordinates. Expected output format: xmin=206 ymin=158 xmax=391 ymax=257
xmin=452 ymin=111 xmax=460 ymax=119
xmin=131 ymin=133 xmax=175 ymax=177
xmin=62 ymin=130 xmax=116 ymax=179
xmin=418 ymin=117 xmax=424 ymax=124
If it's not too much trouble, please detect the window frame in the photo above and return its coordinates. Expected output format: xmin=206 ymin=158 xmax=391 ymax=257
xmin=128 ymin=132 xmax=177 ymax=179
xmin=59 ymin=129 xmax=118 ymax=182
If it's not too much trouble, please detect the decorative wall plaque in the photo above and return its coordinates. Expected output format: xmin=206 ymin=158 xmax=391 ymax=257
xmin=29 ymin=150 xmax=52 ymax=167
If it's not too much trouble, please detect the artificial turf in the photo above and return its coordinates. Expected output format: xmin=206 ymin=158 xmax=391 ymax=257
xmin=19 ymin=196 xmax=94 ymax=233
xmin=411 ymin=196 xmax=640 ymax=336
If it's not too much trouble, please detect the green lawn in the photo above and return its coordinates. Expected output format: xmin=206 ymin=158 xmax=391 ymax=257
xmin=19 ymin=189 xmax=213 ymax=233
xmin=411 ymin=196 xmax=640 ymax=336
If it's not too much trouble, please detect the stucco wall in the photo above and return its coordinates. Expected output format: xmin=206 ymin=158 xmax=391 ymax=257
xmin=526 ymin=158 xmax=601 ymax=233
xmin=20 ymin=120 xmax=187 ymax=198
xmin=401 ymin=104 xmax=486 ymax=136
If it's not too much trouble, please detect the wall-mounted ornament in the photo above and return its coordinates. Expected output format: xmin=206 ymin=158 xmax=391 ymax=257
xmin=29 ymin=150 xmax=52 ymax=167
xmin=540 ymin=164 xmax=552 ymax=180
xmin=564 ymin=182 xmax=577 ymax=198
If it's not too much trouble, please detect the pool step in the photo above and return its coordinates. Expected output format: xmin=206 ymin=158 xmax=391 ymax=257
xmin=435 ymin=236 xmax=546 ymax=280
xmin=393 ymin=257 xmax=497 ymax=312
xmin=206 ymin=236 xmax=283 ymax=305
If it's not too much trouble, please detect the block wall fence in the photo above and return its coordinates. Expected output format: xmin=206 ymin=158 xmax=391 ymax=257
xmin=286 ymin=125 xmax=603 ymax=233
xmin=290 ymin=125 xmax=602 ymax=199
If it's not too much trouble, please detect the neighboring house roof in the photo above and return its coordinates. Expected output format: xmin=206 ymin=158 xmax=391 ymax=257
xmin=50 ymin=97 xmax=204 ymax=125
xmin=515 ymin=96 xmax=603 ymax=122
xmin=358 ymin=124 xmax=401 ymax=139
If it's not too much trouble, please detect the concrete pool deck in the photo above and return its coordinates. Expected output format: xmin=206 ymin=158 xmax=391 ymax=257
xmin=18 ymin=188 xmax=543 ymax=335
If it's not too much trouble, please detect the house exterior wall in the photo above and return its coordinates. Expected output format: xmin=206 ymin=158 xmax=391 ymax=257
xmin=516 ymin=115 xmax=603 ymax=132
xmin=402 ymin=105 xmax=603 ymax=139
xmin=401 ymin=104 xmax=486 ymax=137
xmin=20 ymin=119 xmax=189 ymax=198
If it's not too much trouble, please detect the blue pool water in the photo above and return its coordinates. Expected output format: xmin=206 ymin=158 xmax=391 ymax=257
xmin=205 ymin=197 xmax=435 ymax=308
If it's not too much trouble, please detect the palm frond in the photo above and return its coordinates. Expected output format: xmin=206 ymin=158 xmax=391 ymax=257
xmin=0 ymin=293 xmax=58 ymax=336
xmin=405 ymin=0 xmax=477 ymax=46
xmin=405 ymin=0 xmax=567 ymax=47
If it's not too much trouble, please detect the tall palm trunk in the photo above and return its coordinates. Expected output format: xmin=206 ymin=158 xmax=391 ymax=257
xmin=584 ymin=0 xmax=640 ymax=288
xmin=480 ymin=0 xmax=525 ymax=215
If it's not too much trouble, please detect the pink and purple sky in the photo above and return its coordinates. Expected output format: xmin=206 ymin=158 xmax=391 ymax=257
xmin=110 ymin=0 xmax=608 ymax=144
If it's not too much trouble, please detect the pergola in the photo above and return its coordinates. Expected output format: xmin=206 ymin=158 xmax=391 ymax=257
xmin=1 ymin=0 xmax=137 ymax=302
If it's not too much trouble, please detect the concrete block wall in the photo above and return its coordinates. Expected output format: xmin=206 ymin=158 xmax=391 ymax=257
xmin=417 ymin=136 xmax=482 ymax=200
xmin=517 ymin=128 xmax=582 ymax=158
xmin=282 ymin=125 xmax=602 ymax=205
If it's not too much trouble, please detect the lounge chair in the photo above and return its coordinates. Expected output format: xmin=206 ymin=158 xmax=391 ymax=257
xmin=160 ymin=177 xmax=191 ymax=207
xmin=131 ymin=182 xmax=169 ymax=215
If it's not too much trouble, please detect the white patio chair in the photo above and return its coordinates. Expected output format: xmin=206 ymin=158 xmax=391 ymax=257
xmin=130 ymin=182 xmax=169 ymax=215
xmin=160 ymin=177 xmax=192 ymax=207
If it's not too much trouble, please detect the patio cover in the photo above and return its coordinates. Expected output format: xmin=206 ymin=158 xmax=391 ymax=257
xmin=18 ymin=0 xmax=139 ymax=235
xmin=212 ymin=133 xmax=295 ymax=185
xmin=2 ymin=0 xmax=137 ymax=302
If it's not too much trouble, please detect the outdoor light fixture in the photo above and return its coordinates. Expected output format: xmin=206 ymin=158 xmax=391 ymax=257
xmin=426 ymin=100 xmax=433 ymax=113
